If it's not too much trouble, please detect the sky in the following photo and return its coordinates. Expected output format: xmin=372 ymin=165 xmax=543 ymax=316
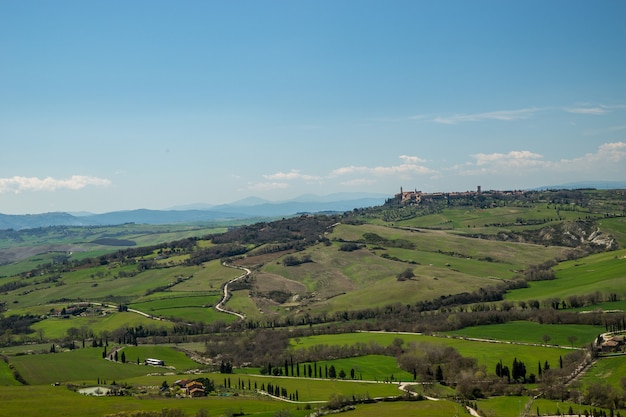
xmin=1 ymin=1 xmax=625 ymax=214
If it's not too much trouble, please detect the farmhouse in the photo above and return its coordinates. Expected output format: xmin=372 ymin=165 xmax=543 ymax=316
xmin=185 ymin=381 xmax=205 ymax=397
xmin=600 ymin=335 xmax=625 ymax=353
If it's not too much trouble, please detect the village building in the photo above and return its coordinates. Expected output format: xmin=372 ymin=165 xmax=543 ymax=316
xmin=185 ymin=381 xmax=206 ymax=397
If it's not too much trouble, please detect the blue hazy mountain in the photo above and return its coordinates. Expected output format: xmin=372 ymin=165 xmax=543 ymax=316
xmin=0 ymin=193 xmax=388 ymax=230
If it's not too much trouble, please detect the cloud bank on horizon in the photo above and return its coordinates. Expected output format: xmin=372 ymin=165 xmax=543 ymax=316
xmin=2 ymin=141 xmax=624 ymax=197
xmin=0 ymin=1 xmax=624 ymax=214
xmin=0 ymin=176 xmax=111 ymax=194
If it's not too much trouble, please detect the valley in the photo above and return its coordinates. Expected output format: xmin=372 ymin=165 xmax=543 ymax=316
xmin=0 ymin=188 xmax=625 ymax=417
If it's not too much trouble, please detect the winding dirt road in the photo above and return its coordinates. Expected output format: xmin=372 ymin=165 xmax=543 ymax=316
xmin=215 ymin=262 xmax=250 ymax=320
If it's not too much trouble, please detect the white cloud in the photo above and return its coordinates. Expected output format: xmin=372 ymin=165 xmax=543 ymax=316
xmin=563 ymin=141 xmax=626 ymax=165
xmin=262 ymin=170 xmax=321 ymax=181
xmin=597 ymin=141 xmax=626 ymax=162
xmin=249 ymin=182 xmax=290 ymax=191
xmin=459 ymin=142 xmax=626 ymax=177
xmin=473 ymin=150 xmax=544 ymax=167
xmin=565 ymin=106 xmax=608 ymax=115
xmin=566 ymin=104 xmax=626 ymax=115
xmin=0 ymin=175 xmax=111 ymax=194
xmin=432 ymin=108 xmax=539 ymax=124
xmin=408 ymin=103 xmax=626 ymax=126
xmin=329 ymin=156 xmax=433 ymax=178
xmin=399 ymin=155 xmax=427 ymax=163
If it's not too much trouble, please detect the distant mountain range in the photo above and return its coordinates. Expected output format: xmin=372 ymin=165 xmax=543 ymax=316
xmin=532 ymin=180 xmax=626 ymax=190
xmin=0 ymin=193 xmax=389 ymax=230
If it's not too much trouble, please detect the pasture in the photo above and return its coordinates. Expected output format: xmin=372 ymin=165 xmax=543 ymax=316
xmin=0 ymin=267 xmax=194 ymax=310
xmin=31 ymin=311 xmax=174 ymax=340
xmin=505 ymin=249 xmax=626 ymax=302
xmin=330 ymin=400 xmax=463 ymax=417
xmin=0 ymin=385 xmax=309 ymax=417
xmin=172 ymin=258 xmax=242 ymax=291
xmin=292 ymin=332 xmax=572 ymax=373
xmin=128 ymin=372 xmax=406 ymax=402
xmin=9 ymin=345 xmax=202 ymax=385
xmin=444 ymin=321 xmax=603 ymax=347
xmin=0 ymin=224 xmax=225 ymax=276
xmin=10 ymin=347 xmax=152 ymax=385
xmin=227 ymin=289 xmax=265 ymax=320
xmin=477 ymin=395 xmax=597 ymax=417
xmin=298 ymin=355 xmax=414 ymax=382
xmin=599 ymin=217 xmax=626 ymax=247
xmin=580 ymin=356 xmax=626 ymax=390
xmin=128 ymin=292 xmax=232 ymax=323
xmin=260 ymin=226 xmax=562 ymax=314
xmin=118 ymin=345 xmax=201 ymax=371
xmin=0 ymin=360 xmax=21 ymax=386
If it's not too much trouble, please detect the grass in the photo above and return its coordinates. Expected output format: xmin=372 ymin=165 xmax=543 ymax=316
xmin=227 ymin=289 xmax=265 ymax=320
xmin=9 ymin=345 xmax=201 ymax=386
xmin=298 ymin=355 xmax=414 ymax=382
xmin=599 ymin=217 xmax=626 ymax=247
xmin=0 ymin=360 xmax=21 ymax=386
xmin=128 ymin=293 xmax=234 ymax=323
xmin=443 ymin=321 xmax=603 ymax=347
xmin=505 ymin=249 xmax=626 ymax=302
xmin=173 ymin=259 xmax=242 ymax=291
xmin=476 ymin=396 xmax=598 ymax=417
xmin=260 ymin=222 xmax=570 ymax=314
xmin=292 ymin=332 xmax=571 ymax=373
xmin=262 ymin=236 xmax=536 ymax=315
xmin=10 ymin=347 xmax=152 ymax=385
xmin=571 ymin=300 xmax=626 ymax=312
xmin=31 ymin=311 xmax=175 ymax=340
xmin=0 ymin=269 xmax=184 ymax=310
xmin=580 ymin=355 xmax=626 ymax=390
xmin=321 ymin=355 xmax=412 ymax=382
xmin=117 ymin=345 xmax=201 ymax=372
xmin=0 ymin=224 xmax=226 ymax=278
xmin=0 ymin=385 xmax=308 ymax=417
xmin=343 ymin=400 xmax=463 ymax=417
xmin=128 ymin=372 xmax=405 ymax=402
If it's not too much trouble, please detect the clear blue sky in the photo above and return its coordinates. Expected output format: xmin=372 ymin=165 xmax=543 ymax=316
xmin=1 ymin=1 xmax=625 ymax=214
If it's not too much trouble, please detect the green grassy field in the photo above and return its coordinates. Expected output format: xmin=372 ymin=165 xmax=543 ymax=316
xmin=0 ymin=268 xmax=192 ymax=310
xmin=0 ymin=385 xmax=308 ymax=417
xmin=0 ymin=360 xmax=21 ymax=386
xmin=580 ymin=356 xmax=626 ymax=390
xmin=236 ymin=355 xmax=413 ymax=382
xmin=128 ymin=292 xmax=233 ymax=323
xmin=9 ymin=345 xmax=204 ymax=386
xmin=118 ymin=345 xmax=201 ymax=371
xmin=571 ymin=300 xmax=626 ymax=312
xmin=0 ymin=224 xmax=226 ymax=277
xmin=505 ymin=249 xmax=626 ymax=302
xmin=227 ymin=289 xmax=265 ymax=320
xmin=337 ymin=400 xmax=464 ymax=417
xmin=173 ymin=258 xmax=242 ymax=291
xmin=260 ymin=224 xmax=568 ymax=314
xmin=10 ymin=347 xmax=152 ymax=385
xmin=301 ymin=355 xmax=414 ymax=382
xmin=599 ymin=217 xmax=626 ymax=247
xmin=31 ymin=311 xmax=175 ymax=340
xmin=292 ymin=332 xmax=571 ymax=373
xmin=444 ymin=321 xmax=603 ymax=347
xmin=477 ymin=395 xmax=597 ymax=417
